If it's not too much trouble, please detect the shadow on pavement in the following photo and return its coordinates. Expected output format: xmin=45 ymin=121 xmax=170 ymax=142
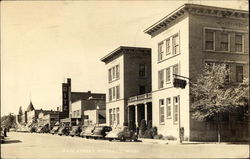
xmin=2 ymin=140 xmax=22 ymax=144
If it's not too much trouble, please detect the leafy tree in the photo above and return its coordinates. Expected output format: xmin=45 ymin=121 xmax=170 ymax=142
xmin=191 ymin=63 xmax=249 ymax=142
xmin=1 ymin=113 xmax=17 ymax=129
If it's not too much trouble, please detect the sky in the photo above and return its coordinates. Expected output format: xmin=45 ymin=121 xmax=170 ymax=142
xmin=1 ymin=0 xmax=248 ymax=116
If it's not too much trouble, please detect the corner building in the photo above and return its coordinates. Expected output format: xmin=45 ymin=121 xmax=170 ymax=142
xmin=144 ymin=4 xmax=249 ymax=141
xmin=101 ymin=46 xmax=151 ymax=127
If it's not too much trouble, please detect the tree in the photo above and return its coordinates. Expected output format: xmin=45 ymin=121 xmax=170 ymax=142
xmin=190 ymin=63 xmax=249 ymax=142
xmin=1 ymin=113 xmax=17 ymax=129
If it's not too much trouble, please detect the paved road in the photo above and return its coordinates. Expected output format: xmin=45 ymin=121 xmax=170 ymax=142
xmin=1 ymin=132 xmax=249 ymax=158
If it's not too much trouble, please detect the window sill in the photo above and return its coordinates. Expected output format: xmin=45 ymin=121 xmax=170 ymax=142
xmin=203 ymin=50 xmax=248 ymax=55
xmin=157 ymin=53 xmax=181 ymax=64
xmin=159 ymin=122 xmax=165 ymax=125
xmin=166 ymin=117 xmax=172 ymax=119
xmin=109 ymin=78 xmax=120 ymax=84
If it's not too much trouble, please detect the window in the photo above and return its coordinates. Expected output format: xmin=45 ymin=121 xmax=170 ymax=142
xmin=139 ymin=85 xmax=146 ymax=95
xmin=109 ymin=109 xmax=112 ymax=126
xmin=236 ymin=65 xmax=243 ymax=82
xmin=116 ymin=85 xmax=120 ymax=99
xmin=158 ymin=70 xmax=164 ymax=89
xmin=113 ymin=108 xmax=116 ymax=123
xmin=109 ymin=88 xmax=112 ymax=101
xmin=116 ymin=65 xmax=120 ymax=79
xmin=109 ymin=65 xmax=120 ymax=82
xmin=116 ymin=108 xmax=120 ymax=125
xmin=225 ymin=64 xmax=230 ymax=83
xmin=112 ymin=87 xmax=116 ymax=99
xmin=158 ymin=42 xmax=164 ymax=61
xmin=166 ymin=98 xmax=171 ymax=118
xmin=173 ymin=96 xmax=179 ymax=124
xmin=173 ymin=64 xmax=179 ymax=76
xmin=235 ymin=34 xmax=243 ymax=52
xmin=108 ymin=69 xmax=112 ymax=82
xmin=172 ymin=34 xmax=179 ymax=55
xmin=166 ymin=39 xmax=171 ymax=55
xmin=139 ymin=64 xmax=146 ymax=77
xmin=205 ymin=30 xmax=215 ymax=50
xmin=166 ymin=67 xmax=171 ymax=83
xmin=220 ymin=32 xmax=229 ymax=51
xmin=159 ymin=99 xmax=165 ymax=124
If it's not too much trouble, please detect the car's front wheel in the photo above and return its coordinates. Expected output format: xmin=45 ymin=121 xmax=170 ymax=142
xmin=120 ymin=136 xmax=126 ymax=142
xmin=109 ymin=138 xmax=113 ymax=142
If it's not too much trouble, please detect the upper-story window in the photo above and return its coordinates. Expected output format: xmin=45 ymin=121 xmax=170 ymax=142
xmin=172 ymin=34 xmax=179 ymax=55
xmin=108 ymin=64 xmax=120 ymax=82
xmin=220 ymin=32 xmax=229 ymax=51
xmin=139 ymin=64 xmax=146 ymax=77
xmin=235 ymin=34 xmax=244 ymax=53
xmin=205 ymin=29 xmax=215 ymax=51
xmin=166 ymin=38 xmax=171 ymax=55
xmin=109 ymin=85 xmax=120 ymax=102
xmin=236 ymin=65 xmax=244 ymax=83
xmin=173 ymin=64 xmax=179 ymax=76
xmin=158 ymin=42 xmax=164 ymax=61
xmin=166 ymin=67 xmax=171 ymax=83
xmin=158 ymin=70 xmax=164 ymax=89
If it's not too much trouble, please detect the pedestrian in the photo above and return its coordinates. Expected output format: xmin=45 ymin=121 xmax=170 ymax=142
xmin=4 ymin=127 xmax=7 ymax=137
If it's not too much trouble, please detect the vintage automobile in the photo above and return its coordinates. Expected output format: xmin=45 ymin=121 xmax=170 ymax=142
xmin=50 ymin=125 xmax=60 ymax=135
xmin=36 ymin=124 xmax=50 ymax=133
xmin=105 ymin=126 xmax=138 ymax=142
xmin=69 ymin=126 xmax=82 ymax=137
xmin=81 ymin=125 xmax=95 ymax=139
xmin=90 ymin=126 xmax=112 ymax=139
xmin=79 ymin=126 xmax=88 ymax=138
xmin=57 ymin=125 xmax=70 ymax=136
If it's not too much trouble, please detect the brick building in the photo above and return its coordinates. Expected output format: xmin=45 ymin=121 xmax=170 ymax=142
xmin=144 ymin=4 xmax=249 ymax=141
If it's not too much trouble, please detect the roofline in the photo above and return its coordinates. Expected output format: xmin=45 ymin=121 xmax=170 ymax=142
xmin=100 ymin=46 xmax=151 ymax=63
xmin=144 ymin=3 xmax=249 ymax=35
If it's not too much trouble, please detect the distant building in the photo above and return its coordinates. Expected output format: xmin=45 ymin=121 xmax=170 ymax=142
xmin=38 ymin=110 xmax=60 ymax=129
xmin=60 ymin=78 xmax=106 ymax=126
xmin=101 ymin=46 xmax=152 ymax=127
xmin=144 ymin=4 xmax=249 ymax=141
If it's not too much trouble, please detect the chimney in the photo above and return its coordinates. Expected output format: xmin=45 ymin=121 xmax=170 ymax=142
xmin=67 ymin=78 xmax=71 ymax=86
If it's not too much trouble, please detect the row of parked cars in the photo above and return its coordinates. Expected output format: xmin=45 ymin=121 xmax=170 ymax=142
xmin=50 ymin=125 xmax=138 ymax=142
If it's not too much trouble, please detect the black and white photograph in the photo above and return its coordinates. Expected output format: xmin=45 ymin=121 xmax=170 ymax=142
xmin=1 ymin=0 xmax=249 ymax=158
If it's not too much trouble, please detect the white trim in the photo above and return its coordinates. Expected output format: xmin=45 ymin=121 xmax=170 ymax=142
xmin=204 ymin=59 xmax=248 ymax=64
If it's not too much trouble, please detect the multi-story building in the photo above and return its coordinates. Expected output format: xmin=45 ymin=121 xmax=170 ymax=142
xmin=71 ymin=96 xmax=106 ymax=126
xmin=60 ymin=78 xmax=106 ymax=126
xmin=101 ymin=46 xmax=151 ymax=127
xmin=144 ymin=4 xmax=248 ymax=141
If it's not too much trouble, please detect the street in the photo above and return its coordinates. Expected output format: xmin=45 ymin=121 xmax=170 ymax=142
xmin=1 ymin=132 xmax=249 ymax=158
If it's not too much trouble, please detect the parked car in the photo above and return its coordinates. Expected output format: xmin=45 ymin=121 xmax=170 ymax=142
xmin=81 ymin=125 xmax=95 ymax=139
xmin=36 ymin=124 xmax=50 ymax=133
xmin=105 ymin=126 xmax=138 ymax=142
xmin=91 ymin=126 xmax=112 ymax=139
xmin=79 ymin=126 xmax=88 ymax=138
xmin=57 ymin=125 xmax=70 ymax=136
xmin=69 ymin=126 xmax=82 ymax=137
xmin=50 ymin=125 xmax=60 ymax=135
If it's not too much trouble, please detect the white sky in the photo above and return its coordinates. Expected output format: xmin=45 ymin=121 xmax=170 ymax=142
xmin=1 ymin=0 xmax=248 ymax=116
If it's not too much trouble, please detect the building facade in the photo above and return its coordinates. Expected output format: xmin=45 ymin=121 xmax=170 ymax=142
xmin=101 ymin=46 xmax=151 ymax=128
xmin=144 ymin=4 xmax=249 ymax=141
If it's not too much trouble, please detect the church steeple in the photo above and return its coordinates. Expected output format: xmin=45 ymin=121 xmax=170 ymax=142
xmin=27 ymin=101 xmax=35 ymax=112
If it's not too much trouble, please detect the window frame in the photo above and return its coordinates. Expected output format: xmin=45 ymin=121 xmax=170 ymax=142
xmin=159 ymin=99 xmax=165 ymax=124
xmin=166 ymin=38 xmax=171 ymax=55
xmin=139 ymin=64 xmax=147 ymax=78
xmin=166 ymin=97 xmax=171 ymax=119
xmin=220 ymin=32 xmax=230 ymax=52
xmin=236 ymin=65 xmax=244 ymax=83
xmin=158 ymin=42 xmax=164 ymax=61
xmin=158 ymin=69 xmax=164 ymax=89
xmin=172 ymin=33 xmax=179 ymax=55
xmin=204 ymin=29 xmax=215 ymax=51
xmin=235 ymin=33 xmax=244 ymax=53
xmin=165 ymin=67 xmax=171 ymax=83
xmin=173 ymin=96 xmax=179 ymax=124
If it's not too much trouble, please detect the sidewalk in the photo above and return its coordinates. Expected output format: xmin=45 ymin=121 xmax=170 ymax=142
xmin=140 ymin=138 xmax=250 ymax=145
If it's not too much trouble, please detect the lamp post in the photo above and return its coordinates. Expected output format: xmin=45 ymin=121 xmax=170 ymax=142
xmin=96 ymin=105 xmax=100 ymax=126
